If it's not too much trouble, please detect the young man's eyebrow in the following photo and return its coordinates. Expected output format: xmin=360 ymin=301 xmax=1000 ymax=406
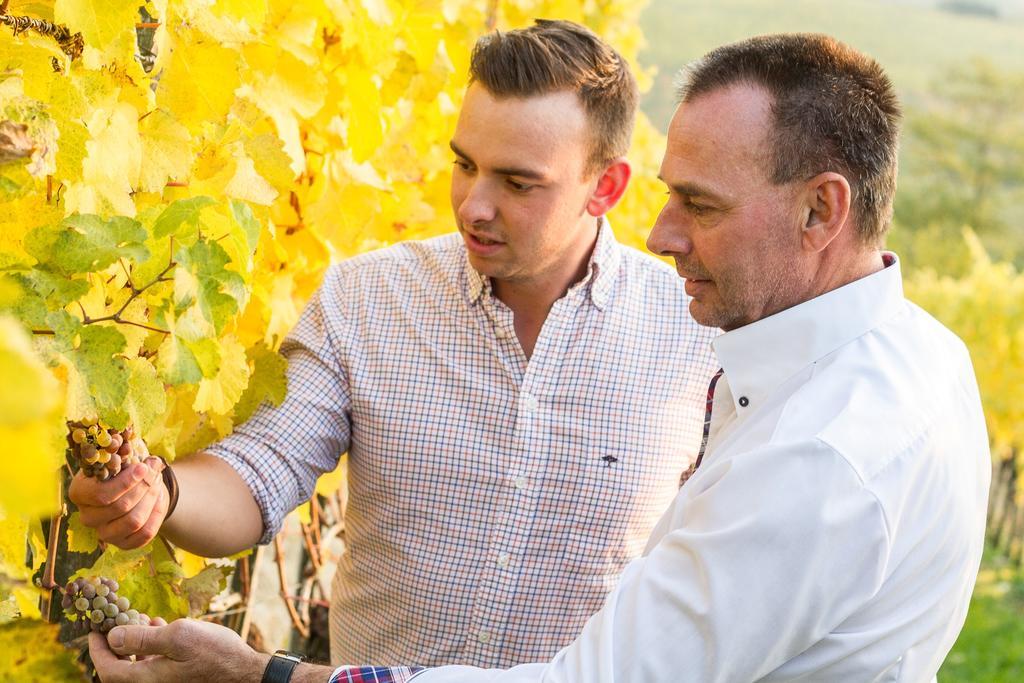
xmin=449 ymin=141 xmax=546 ymax=180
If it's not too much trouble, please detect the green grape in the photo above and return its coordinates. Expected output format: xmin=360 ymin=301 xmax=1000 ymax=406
xmin=115 ymin=613 xmax=130 ymax=626
xmin=74 ymin=597 xmax=89 ymax=611
xmin=92 ymin=595 xmax=107 ymax=610
xmin=103 ymin=603 xmax=119 ymax=618
xmin=90 ymin=609 xmax=104 ymax=623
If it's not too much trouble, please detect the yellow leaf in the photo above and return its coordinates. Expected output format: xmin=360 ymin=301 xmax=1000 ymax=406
xmin=157 ymin=30 xmax=241 ymax=129
xmin=54 ymin=0 xmax=141 ymax=67
xmin=344 ymin=70 xmax=383 ymax=163
xmin=63 ymin=102 xmax=142 ymax=217
xmin=139 ymin=109 xmax=194 ymax=193
xmin=194 ymin=336 xmax=251 ymax=414
xmin=0 ymin=317 xmax=64 ymax=518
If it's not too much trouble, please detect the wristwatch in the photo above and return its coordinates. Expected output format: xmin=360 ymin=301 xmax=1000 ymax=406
xmin=262 ymin=650 xmax=305 ymax=683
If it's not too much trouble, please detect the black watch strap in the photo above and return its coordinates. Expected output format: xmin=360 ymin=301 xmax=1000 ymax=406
xmin=262 ymin=650 xmax=304 ymax=683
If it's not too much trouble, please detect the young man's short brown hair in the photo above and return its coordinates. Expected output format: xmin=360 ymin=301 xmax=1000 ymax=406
xmin=469 ymin=19 xmax=639 ymax=177
xmin=677 ymin=34 xmax=902 ymax=245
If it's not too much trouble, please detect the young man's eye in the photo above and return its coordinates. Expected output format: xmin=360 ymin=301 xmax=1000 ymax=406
xmin=507 ymin=179 xmax=534 ymax=192
xmin=453 ymin=159 xmax=472 ymax=172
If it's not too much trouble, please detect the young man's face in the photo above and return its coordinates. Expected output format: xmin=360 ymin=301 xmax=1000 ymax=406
xmin=450 ymin=84 xmax=602 ymax=289
xmin=647 ymin=83 xmax=806 ymax=331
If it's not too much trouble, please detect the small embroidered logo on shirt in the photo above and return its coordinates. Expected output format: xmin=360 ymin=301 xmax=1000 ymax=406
xmin=601 ymin=454 xmax=619 ymax=468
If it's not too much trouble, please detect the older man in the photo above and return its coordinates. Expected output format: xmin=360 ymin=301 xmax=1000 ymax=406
xmin=91 ymin=33 xmax=989 ymax=683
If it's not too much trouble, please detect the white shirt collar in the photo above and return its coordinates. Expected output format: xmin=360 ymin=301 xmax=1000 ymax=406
xmin=712 ymin=253 xmax=905 ymax=415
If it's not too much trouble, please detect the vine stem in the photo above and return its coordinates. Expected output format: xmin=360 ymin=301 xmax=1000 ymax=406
xmin=274 ymin=536 xmax=309 ymax=638
xmin=32 ymin=260 xmax=176 ymax=336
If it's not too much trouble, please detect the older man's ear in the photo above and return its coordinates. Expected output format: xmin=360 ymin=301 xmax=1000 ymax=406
xmin=800 ymin=171 xmax=852 ymax=254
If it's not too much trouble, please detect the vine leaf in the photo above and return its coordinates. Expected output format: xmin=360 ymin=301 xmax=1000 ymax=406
xmin=181 ymin=564 xmax=233 ymax=618
xmin=233 ymin=342 xmax=287 ymax=425
xmin=152 ymin=196 xmax=217 ymax=240
xmin=66 ymin=324 xmax=128 ymax=420
xmin=0 ymin=317 xmax=64 ymax=518
xmin=0 ymin=619 xmax=84 ymax=677
xmin=64 ymin=512 xmax=99 ymax=554
xmin=24 ymin=214 xmax=148 ymax=275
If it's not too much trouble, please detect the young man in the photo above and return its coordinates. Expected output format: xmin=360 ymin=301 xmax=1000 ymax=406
xmin=89 ymin=32 xmax=990 ymax=683
xmin=74 ymin=20 xmax=719 ymax=674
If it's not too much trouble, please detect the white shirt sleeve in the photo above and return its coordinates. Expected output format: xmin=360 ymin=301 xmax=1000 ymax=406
xmin=413 ymin=438 xmax=891 ymax=682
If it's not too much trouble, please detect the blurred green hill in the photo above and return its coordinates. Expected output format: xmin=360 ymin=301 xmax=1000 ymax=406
xmin=637 ymin=0 xmax=1024 ymax=269
xmin=638 ymin=0 xmax=1024 ymax=131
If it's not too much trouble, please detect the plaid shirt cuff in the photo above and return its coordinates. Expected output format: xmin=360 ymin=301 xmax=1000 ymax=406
xmin=329 ymin=666 xmax=427 ymax=682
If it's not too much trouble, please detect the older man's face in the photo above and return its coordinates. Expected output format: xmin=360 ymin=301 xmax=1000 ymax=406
xmin=647 ymin=83 xmax=806 ymax=331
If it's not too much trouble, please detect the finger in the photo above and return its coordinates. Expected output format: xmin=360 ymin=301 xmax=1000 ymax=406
xmin=90 ymin=631 xmax=172 ymax=683
xmin=107 ymin=622 xmax=188 ymax=660
xmin=89 ymin=631 xmax=137 ymax=683
xmin=77 ymin=465 xmax=163 ymax=529
xmin=118 ymin=485 xmax=169 ymax=550
xmin=74 ymin=463 xmax=155 ymax=518
xmin=104 ymin=481 xmax=167 ymax=548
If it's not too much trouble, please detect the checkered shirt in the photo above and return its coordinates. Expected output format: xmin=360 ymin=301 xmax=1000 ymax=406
xmin=207 ymin=221 xmax=720 ymax=668
xmin=330 ymin=666 xmax=425 ymax=682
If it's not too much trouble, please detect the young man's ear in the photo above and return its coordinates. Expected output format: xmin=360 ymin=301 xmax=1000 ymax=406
xmin=586 ymin=158 xmax=631 ymax=217
xmin=801 ymin=172 xmax=852 ymax=253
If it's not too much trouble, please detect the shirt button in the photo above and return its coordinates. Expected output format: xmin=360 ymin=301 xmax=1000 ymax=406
xmin=521 ymin=393 xmax=538 ymax=413
xmin=477 ymin=629 xmax=491 ymax=644
xmin=496 ymin=552 xmax=511 ymax=568
xmin=739 ymin=396 xmax=750 ymax=407
xmin=513 ymin=475 xmax=529 ymax=490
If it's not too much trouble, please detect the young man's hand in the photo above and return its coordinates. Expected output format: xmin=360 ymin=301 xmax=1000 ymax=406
xmin=68 ymin=452 xmax=168 ymax=549
xmin=89 ymin=619 xmax=269 ymax=683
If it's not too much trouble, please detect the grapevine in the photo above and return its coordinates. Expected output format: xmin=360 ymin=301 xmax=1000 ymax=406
xmin=0 ymin=0 xmax=667 ymax=676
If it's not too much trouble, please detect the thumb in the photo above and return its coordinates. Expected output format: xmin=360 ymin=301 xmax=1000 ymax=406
xmin=107 ymin=623 xmax=186 ymax=659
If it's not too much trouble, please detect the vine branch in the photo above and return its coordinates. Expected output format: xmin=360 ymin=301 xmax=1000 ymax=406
xmin=0 ymin=6 xmax=84 ymax=61
xmin=31 ymin=260 xmax=176 ymax=337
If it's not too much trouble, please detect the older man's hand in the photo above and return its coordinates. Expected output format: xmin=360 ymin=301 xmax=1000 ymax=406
xmin=89 ymin=618 xmax=269 ymax=683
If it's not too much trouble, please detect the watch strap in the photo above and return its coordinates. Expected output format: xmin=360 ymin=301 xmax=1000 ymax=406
xmin=262 ymin=650 xmax=304 ymax=683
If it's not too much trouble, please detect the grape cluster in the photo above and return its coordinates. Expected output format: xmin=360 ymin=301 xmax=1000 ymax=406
xmin=67 ymin=418 xmax=140 ymax=480
xmin=61 ymin=576 xmax=165 ymax=633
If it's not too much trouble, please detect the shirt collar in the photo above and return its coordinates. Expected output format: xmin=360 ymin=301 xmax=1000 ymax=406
xmin=712 ymin=252 xmax=904 ymax=415
xmin=462 ymin=217 xmax=622 ymax=310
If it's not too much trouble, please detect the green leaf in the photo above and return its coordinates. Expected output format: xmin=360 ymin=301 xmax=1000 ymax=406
xmin=152 ymin=196 xmax=217 ymax=239
xmin=175 ymin=240 xmax=246 ymax=333
xmin=181 ymin=564 xmax=233 ymax=617
xmin=233 ymin=343 xmax=288 ymax=425
xmin=23 ymin=270 xmax=89 ymax=309
xmin=0 ymin=619 xmax=84 ymax=680
xmin=65 ymin=512 xmax=100 ymax=554
xmin=123 ymin=358 xmax=167 ymax=434
xmin=229 ymin=199 xmax=262 ymax=253
xmin=76 ymin=542 xmax=189 ymax=620
xmin=157 ymin=334 xmax=203 ymax=385
xmin=24 ymin=214 xmax=149 ymax=275
xmin=67 ymin=325 xmax=129 ymax=419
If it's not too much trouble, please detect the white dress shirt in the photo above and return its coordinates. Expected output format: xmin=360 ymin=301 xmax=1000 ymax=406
xmin=411 ymin=254 xmax=990 ymax=682
xmin=207 ymin=221 xmax=720 ymax=666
